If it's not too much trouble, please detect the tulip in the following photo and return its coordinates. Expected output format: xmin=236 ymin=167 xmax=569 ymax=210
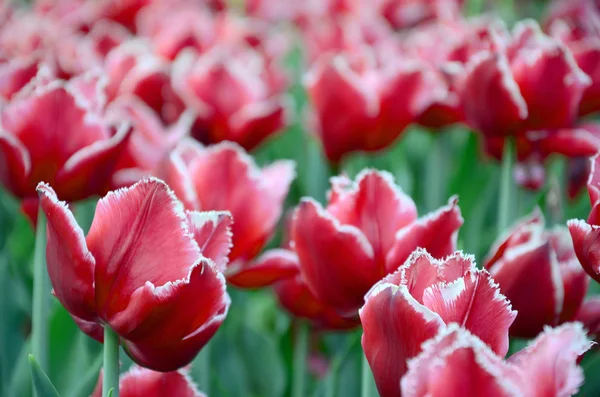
xmin=92 ymin=367 xmax=205 ymax=397
xmin=576 ymin=296 xmax=600 ymax=342
xmin=0 ymin=54 xmax=40 ymax=101
xmin=545 ymin=0 xmax=600 ymax=116
xmin=569 ymin=153 xmax=600 ymax=283
xmin=360 ymin=249 xmax=516 ymax=397
xmin=486 ymin=210 xmax=589 ymax=337
xmin=305 ymin=51 xmax=443 ymax=163
xmin=292 ymin=170 xmax=463 ymax=315
xmin=400 ymin=323 xmax=592 ymax=397
xmin=105 ymin=40 xmax=185 ymax=124
xmin=172 ymin=45 xmax=290 ymax=151
xmin=37 ymin=178 xmax=231 ymax=371
xmin=0 ymin=73 xmax=131 ymax=220
xmin=158 ymin=139 xmax=295 ymax=287
xmin=377 ymin=0 xmax=464 ymax=30
xmin=461 ymin=20 xmax=590 ymax=138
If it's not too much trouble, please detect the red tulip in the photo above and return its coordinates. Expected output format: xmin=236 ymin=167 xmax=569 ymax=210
xmin=545 ymin=0 xmax=600 ymax=116
xmin=361 ymin=249 xmax=516 ymax=397
xmin=105 ymin=40 xmax=185 ymax=124
xmin=306 ymin=51 xmax=442 ymax=162
xmin=569 ymin=153 xmax=600 ymax=282
xmin=159 ymin=139 xmax=295 ymax=287
xmin=0 ymin=73 xmax=131 ymax=218
xmin=486 ymin=211 xmax=589 ymax=337
xmin=400 ymin=323 xmax=592 ymax=397
xmin=105 ymin=96 xmax=193 ymax=188
xmin=172 ymin=46 xmax=290 ymax=151
xmin=292 ymin=170 xmax=462 ymax=315
xmin=37 ymin=178 xmax=231 ymax=371
xmin=461 ymin=20 xmax=590 ymax=138
xmin=92 ymin=367 xmax=205 ymax=397
xmin=378 ymin=0 xmax=464 ymax=30
xmin=576 ymin=296 xmax=600 ymax=340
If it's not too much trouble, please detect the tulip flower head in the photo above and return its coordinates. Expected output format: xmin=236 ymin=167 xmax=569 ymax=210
xmin=486 ymin=210 xmax=589 ymax=337
xmin=159 ymin=139 xmax=295 ymax=288
xmin=0 ymin=72 xmax=131 ymax=221
xmin=291 ymin=170 xmax=463 ymax=315
xmin=360 ymin=249 xmax=516 ymax=397
xmin=37 ymin=178 xmax=231 ymax=371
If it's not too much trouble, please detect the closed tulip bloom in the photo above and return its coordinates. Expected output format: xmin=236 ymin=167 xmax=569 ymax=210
xmin=92 ymin=367 xmax=205 ymax=397
xmin=159 ymin=139 xmax=295 ymax=288
xmin=292 ymin=170 xmax=463 ymax=315
xmin=486 ymin=210 xmax=589 ymax=338
xmin=461 ymin=20 xmax=590 ymax=138
xmin=0 ymin=72 xmax=131 ymax=219
xmin=400 ymin=323 xmax=592 ymax=397
xmin=306 ymin=51 xmax=441 ymax=162
xmin=545 ymin=0 xmax=600 ymax=116
xmin=37 ymin=178 xmax=231 ymax=371
xmin=172 ymin=45 xmax=290 ymax=151
xmin=360 ymin=249 xmax=516 ymax=397
xmin=105 ymin=40 xmax=185 ymax=124
xmin=569 ymin=153 xmax=600 ymax=282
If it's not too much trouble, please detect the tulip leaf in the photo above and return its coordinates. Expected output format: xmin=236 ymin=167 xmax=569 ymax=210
xmin=29 ymin=354 xmax=60 ymax=397
xmin=107 ymin=388 xmax=114 ymax=397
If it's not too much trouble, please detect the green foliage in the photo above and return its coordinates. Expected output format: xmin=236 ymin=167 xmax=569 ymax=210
xmin=29 ymin=355 xmax=60 ymax=397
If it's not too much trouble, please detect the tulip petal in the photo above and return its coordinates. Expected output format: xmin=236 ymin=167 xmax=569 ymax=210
xmin=275 ymin=273 xmax=360 ymax=330
xmin=575 ymin=296 xmax=600 ymax=336
xmin=88 ymin=178 xmax=203 ymax=321
xmin=327 ymin=170 xmax=418 ymax=266
xmin=423 ymin=269 xmax=516 ymax=356
xmin=385 ymin=197 xmax=463 ymax=273
xmin=0 ymin=130 xmax=30 ymax=197
xmin=400 ymin=325 xmax=524 ymax=397
xmin=293 ymin=198 xmax=377 ymax=315
xmin=227 ymin=248 xmax=300 ymax=288
xmin=185 ymin=210 xmax=232 ymax=272
xmin=37 ymin=183 xmax=97 ymax=323
xmin=587 ymin=153 xmax=600 ymax=212
xmin=461 ymin=52 xmax=527 ymax=137
xmin=118 ymin=260 xmax=230 ymax=372
xmin=507 ymin=322 xmax=593 ymax=397
xmin=491 ymin=240 xmax=564 ymax=337
xmin=568 ymin=219 xmax=600 ymax=282
xmin=360 ymin=283 xmax=444 ymax=397
xmin=55 ymin=123 xmax=132 ymax=201
xmin=92 ymin=367 xmax=205 ymax=397
xmin=230 ymin=96 xmax=289 ymax=151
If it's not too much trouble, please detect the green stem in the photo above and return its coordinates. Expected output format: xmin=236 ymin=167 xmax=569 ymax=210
xmin=292 ymin=321 xmax=309 ymax=397
xmin=31 ymin=210 xmax=48 ymax=371
xmin=102 ymin=327 xmax=120 ymax=397
xmin=498 ymin=138 xmax=515 ymax=235
xmin=197 ymin=342 xmax=211 ymax=394
xmin=424 ymin=132 xmax=446 ymax=212
xmin=361 ymin=352 xmax=375 ymax=397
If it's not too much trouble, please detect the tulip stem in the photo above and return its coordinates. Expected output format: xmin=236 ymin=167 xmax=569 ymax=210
xmin=102 ymin=327 xmax=120 ymax=397
xmin=196 ymin=342 xmax=211 ymax=394
xmin=424 ymin=132 xmax=446 ymax=212
xmin=31 ymin=210 xmax=49 ymax=371
xmin=361 ymin=353 xmax=375 ymax=397
xmin=498 ymin=138 xmax=515 ymax=235
xmin=292 ymin=321 xmax=309 ymax=397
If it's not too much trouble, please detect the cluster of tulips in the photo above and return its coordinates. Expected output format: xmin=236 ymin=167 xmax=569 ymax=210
xmin=2 ymin=0 xmax=600 ymax=396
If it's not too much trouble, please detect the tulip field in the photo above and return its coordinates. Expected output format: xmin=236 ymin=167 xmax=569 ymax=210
xmin=3 ymin=0 xmax=600 ymax=396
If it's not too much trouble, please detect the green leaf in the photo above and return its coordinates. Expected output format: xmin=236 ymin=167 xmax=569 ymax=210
xmin=107 ymin=389 xmax=114 ymax=397
xmin=29 ymin=354 xmax=60 ymax=397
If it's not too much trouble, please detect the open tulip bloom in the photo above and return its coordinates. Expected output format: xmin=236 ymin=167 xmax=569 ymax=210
xmin=37 ymin=178 xmax=231 ymax=371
